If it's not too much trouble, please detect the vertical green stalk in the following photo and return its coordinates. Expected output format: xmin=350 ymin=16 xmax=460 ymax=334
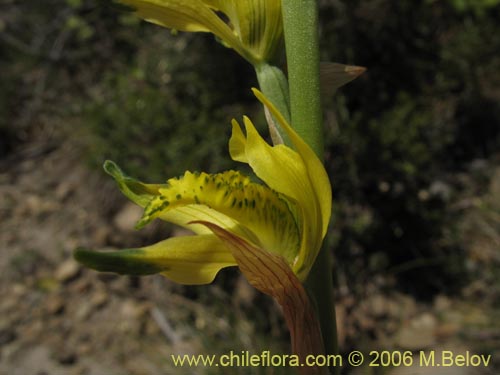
xmin=282 ymin=1 xmax=338 ymax=373
xmin=282 ymin=0 xmax=323 ymax=153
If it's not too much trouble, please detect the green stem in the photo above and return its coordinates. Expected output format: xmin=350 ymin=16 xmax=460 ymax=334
xmin=282 ymin=0 xmax=324 ymax=153
xmin=282 ymin=1 xmax=338 ymax=373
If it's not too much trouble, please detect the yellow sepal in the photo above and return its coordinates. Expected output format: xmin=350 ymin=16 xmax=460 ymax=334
xmin=75 ymin=234 xmax=236 ymax=285
xmin=118 ymin=0 xmax=283 ymax=64
xmin=230 ymin=89 xmax=332 ymax=279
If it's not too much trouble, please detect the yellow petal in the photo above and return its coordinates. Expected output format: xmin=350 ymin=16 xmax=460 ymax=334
xmin=120 ymin=0 xmax=218 ymax=32
xmin=137 ymin=170 xmax=301 ymax=263
xmin=119 ymin=0 xmax=255 ymax=63
xmin=104 ymin=160 xmax=235 ymax=235
xmin=197 ymin=221 xmax=327 ymax=372
xmin=205 ymin=0 xmax=283 ymax=61
xmin=228 ymin=119 xmax=247 ymax=163
xmin=232 ymin=116 xmax=315 ymax=207
xmin=252 ymin=88 xmax=332 ymax=237
xmin=230 ymin=90 xmax=332 ymax=279
xmin=74 ymin=234 xmax=236 ymax=285
xmin=255 ymin=89 xmax=333 ymax=278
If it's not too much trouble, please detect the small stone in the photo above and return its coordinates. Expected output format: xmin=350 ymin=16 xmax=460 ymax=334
xmin=385 ymin=299 xmax=401 ymax=319
xmin=70 ymin=278 xmax=91 ymax=293
xmin=55 ymin=181 xmax=73 ymax=200
xmin=341 ymin=295 xmax=356 ymax=308
xmin=358 ymin=315 xmax=376 ymax=331
xmin=55 ymin=259 xmax=80 ymax=283
xmin=368 ymin=294 xmax=387 ymax=318
xmin=11 ymin=283 xmax=28 ymax=297
xmin=90 ymin=290 xmax=108 ymax=308
xmin=76 ymin=343 xmax=92 ymax=356
xmin=46 ymin=295 xmax=65 ymax=315
xmin=434 ymin=322 xmax=459 ymax=340
xmin=75 ymin=303 xmax=92 ymax=321
xmin=25 ymin=194 xmax=43 ymax=214
xmin=121 ymin=299 xmax=149 ymax=319
xmin=397 ymin=294 xmax=417 ymax=318
xmin=113 ymin=203 xmax=143 ymax=232
xmin=434 ymin=294 xmax=452 ymax=311
xmin=396 ymin=313 xmax=437 ymax=350
xmin=92 ymin=226 xmax=110 ymax=245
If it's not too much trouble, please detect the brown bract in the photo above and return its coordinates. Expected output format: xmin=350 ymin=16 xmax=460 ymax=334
xmin=195 ymin=221 xmax=327 ymax=375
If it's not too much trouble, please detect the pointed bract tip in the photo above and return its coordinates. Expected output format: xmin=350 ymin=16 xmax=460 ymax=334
xmin=250 ymin=88 xmax=267 ymax=107
xmin=344 ymin=65 xmax=367 ymax=77
xmin=250 ymin=87 xmax=261 ymax=97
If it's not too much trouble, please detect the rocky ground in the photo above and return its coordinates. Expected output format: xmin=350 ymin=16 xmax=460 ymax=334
xmin=0 ymin=135 xmax=499 ymax=375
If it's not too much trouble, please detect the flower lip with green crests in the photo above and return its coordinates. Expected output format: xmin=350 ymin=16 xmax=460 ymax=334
xmin=75 ymin=89 xmax=332 ymax=284
xmin=117 ymin=0 xmax=283 ymax=65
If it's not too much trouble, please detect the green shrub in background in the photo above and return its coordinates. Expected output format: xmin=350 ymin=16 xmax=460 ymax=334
xmin=83 ymin=32 xmax=255 ymax=181
xmin=0 ymin=0 xmax=256 ymax=179
xmin=447 ymin=0 xmax=500 ymax=15
xmin=320 ymin=0 xmax=500 ymax=295
xmin=0 ymin=0 xmax=146 ymax=152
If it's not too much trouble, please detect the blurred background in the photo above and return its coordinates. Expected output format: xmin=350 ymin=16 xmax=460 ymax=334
xmin=1 ymin=0 xmax=499 ymax=374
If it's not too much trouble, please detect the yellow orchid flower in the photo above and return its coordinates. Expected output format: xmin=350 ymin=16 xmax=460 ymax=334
xmin=117 ymin=0 xmax=283 ymax=65
xmin=75 ymin=89 xmax=331 ymax=367
xmin=75 ymin=89 xmax=331 ymax=284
